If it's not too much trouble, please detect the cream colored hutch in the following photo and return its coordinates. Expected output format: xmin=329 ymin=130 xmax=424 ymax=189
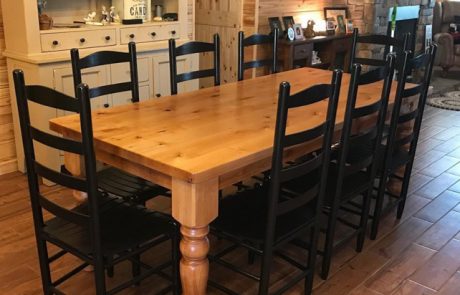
xmin=2 ymin=0 xmax=197 ymax=173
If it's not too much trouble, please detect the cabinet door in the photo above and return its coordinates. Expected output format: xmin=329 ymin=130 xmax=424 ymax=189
xmin=110 ymin=57 xmax=151 ymax=105
xmin=53 ymin=66 xmax=110 ymax=112
xmin=152 ymin=54 xmax=198 ymax=98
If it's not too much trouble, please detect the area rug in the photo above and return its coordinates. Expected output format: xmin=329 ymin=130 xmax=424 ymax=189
xmin=427 ymin=91 xmax=460 ymax=110
xmin=426 ymin=67 xmax=460 ymax=110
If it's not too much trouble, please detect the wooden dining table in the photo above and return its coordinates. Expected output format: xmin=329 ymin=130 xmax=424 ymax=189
xmin=49 ymin=67 xmax=398 ymax=294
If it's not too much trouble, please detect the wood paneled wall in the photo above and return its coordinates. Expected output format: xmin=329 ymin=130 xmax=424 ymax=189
xmin=195 ymin=0 xmax=363 ymax=84
xmin=195 ymin=0 xmax=252 ymax=84
xmin=0 ymin=2 xmax=17 ymax=175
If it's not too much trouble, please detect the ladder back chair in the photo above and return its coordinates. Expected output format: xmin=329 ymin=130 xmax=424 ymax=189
xmin=71 ymin=42 xmax=169 ymax=205
xmin=169 ymin=33 xmax=220 ymax=95
xmin=350 ymin=28 xmax=409 ymax=72
xmin=237 ymin=29 xmax=279 ymax=81
xmin=71 ymin=42 xmax=139 ymax=104
xmin=209 ymin=70 xmax=343 ymax=295
xmin=13 ymin=69 xmax=180 ymax=295
xmin=319 ymin=55 xmax=396 ymax=279
xmin=370 ymin=45 xmax=438 ymax=240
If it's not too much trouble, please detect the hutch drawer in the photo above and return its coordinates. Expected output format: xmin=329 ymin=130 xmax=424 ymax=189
xmin=120 ymin=24 xmax=180 ymax=44
xmin=40 ymin=29 xmax=117 ymax=52
xmin=294 ymin=43 xmax=313 ymax=60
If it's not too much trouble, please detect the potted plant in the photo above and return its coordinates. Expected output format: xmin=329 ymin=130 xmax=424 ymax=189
xmin=38 ymin=0 xmax=53 ymax=30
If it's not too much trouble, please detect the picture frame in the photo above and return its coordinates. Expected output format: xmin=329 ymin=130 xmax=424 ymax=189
xmin=324 ymin=7 xmax=348 ymax=20
xmin=326 ymin=17 xmax=336 ymax=34
xmin=293 ymin=23 xmax=304 ymax=40
xmin=346 ymin=19 xmax=354 ymax=34
xmin=282 ymin=16 xmax=295 ymax=32
xmin=268 ymin=17 xmax=283 ymax=34
xmin=336 ymin=15 xmax=346 ymax=34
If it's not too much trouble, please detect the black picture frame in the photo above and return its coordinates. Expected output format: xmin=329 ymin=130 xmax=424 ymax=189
xmin=282 ymin=16 xmax=295 ymax=32
xmin=324 ymin=7 xmax=348 ymax=20
xmin=268 ymin=17 xmax=282 ymax=34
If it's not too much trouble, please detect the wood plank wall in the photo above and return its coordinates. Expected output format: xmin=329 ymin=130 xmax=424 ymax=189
xmin=0 ymin=2 xmax=17 ymax=175
xmin=195 ymin=0 xmax=255 ymax=87
xmin=195 ymin=0 xmax=358 ymax=84
xmin=258 ymin=0 xmax=347 ymax=34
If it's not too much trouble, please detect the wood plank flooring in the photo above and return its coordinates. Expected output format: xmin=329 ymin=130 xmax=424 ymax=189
xmin=1 ymin=106 xmax=460 ymax=294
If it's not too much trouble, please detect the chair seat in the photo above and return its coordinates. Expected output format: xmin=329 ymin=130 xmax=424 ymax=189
xmin=211 ymin=186 xmax=316 ymax=247
xmin=43 ymin=195 xmax=176 ymax=259
xmin=97 ymin=167 xmax=170 ymax=203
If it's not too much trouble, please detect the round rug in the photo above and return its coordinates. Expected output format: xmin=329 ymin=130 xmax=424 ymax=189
xmin=427 ymin=91 xmax=460 ymax=111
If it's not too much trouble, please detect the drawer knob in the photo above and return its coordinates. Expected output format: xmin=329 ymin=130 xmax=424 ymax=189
xmin=171 ymin=30 xmax=176 ymax=35
xmin=156 ymin=94 xmax=161 ymax=98
xmin=104 ymin=103 xmax=110 ymax=108
xmin=151 ymin=32 xmax=157 ymax=37
xmin=80 ymin=38 xmax=86 ymax=43
xmin=52 ymin=40 xmax=59 ymax=46
xmin=105 ymin=36 xmax=111 ymax=41
xmin=129 ymin=34 xmax=135 ymax=39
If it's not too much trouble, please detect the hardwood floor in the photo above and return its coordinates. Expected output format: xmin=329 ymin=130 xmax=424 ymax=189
xmin=2 ymin=106 xmax=460 ymax=294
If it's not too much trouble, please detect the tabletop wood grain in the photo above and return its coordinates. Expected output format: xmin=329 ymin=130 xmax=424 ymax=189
xmin=50 ymin=67 xmax=394 ymax=185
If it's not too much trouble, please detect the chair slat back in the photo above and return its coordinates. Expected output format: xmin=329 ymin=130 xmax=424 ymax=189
xmin=267 ymin=69 xmax=342 ymax=231
xmin=169 ymin=34 xmax=220 ymax=95
xmin=238 ymin=29 xmax=279 ymax=81
xmin=71 ymin=42 xmax=140 ymax=103
xmin=385 ymin=45 xmax=437 ymax=161
xmin=350 ymin=28 xmax=409 ymax=72
xmin=336 ymin=54 xmax=396 ymax=195
xmin=13 ymin=69 xmax=101 ymax=232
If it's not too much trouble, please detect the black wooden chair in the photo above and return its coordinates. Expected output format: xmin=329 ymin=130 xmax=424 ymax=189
xmin=237 ymin=29 xmax=279 ymax=81
xmin=350 ymin=28 xmax=409 ymax=72
xmin=71 ymin=42 xmax=169 ymax=205
xmin=370 ymin=45 xmax=438 ymax=240
xmin=13 ymin=69 xmax=180 ymax=295
xmin=209 ymin=70 xmax=343 ymax=295
xmin=319 ymin=55 xmax=396 ymax=279
xmin=169 ymin=34 xmax=220 ymax=95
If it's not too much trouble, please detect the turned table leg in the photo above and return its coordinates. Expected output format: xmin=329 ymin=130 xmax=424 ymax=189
xmin=172 ymin=178 xmax=219 ymax=295
xmin=180 ymin=226 xmax=210 ymax=294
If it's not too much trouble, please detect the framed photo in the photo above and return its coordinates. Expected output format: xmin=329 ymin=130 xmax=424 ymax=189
xmin=268 ymin=17 xmax=282 ymax=34
xmin=326 ymin=17 xmax=336 ymax=33
xmin=324 ymin=7 xmax=348 ymax=20
xmin=282 ymin=16 xmax=295 ymax=31
xmin=293 ymin=23 xmax=304 ymax=40
xmin=346 ymin=19 xmax=354 ymax=34
xmin=336 ymin=15 xmax=346 ymax=34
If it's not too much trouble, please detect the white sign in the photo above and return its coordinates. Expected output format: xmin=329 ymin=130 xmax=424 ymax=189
xmin=112 ymin=0 xmax=150 ymax=22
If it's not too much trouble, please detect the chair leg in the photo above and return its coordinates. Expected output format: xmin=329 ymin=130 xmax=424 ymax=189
xmin=321 ymin=207 xmax=338 ymax=280
xmin=357 ymin=190 xmax=372 ymax=252
xmin=370 ymin=172 xmax=389 ymax=240
xmin=305 ymin=226 xmax=319 ymax=295
xmin=107 ymin=264 xmax=114 ymax=278
xmin=248 ymin=250 xmax=256 ymax=265
xmin=259 ymin=247 xmax=274 ymax=295
xmin=132 ymin=251 xmax=141 ymax=286
xmin=93 ymin=258 xmax=107 ymax=295
xmin=172 ymin=231 xmax=181 ymax=295
xmin=397 ymin=163 xmax=413 ymax=219
xmin=36 ymin=239 xmax=53 ymax=295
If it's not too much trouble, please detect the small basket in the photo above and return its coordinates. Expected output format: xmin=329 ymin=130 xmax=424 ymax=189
xmin=39 ymin=14 xmax=53 ymax=30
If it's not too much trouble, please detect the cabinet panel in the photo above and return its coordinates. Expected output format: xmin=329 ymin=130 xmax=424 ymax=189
xmin=111 ymin=57 xmax=150 ymax=83
xmin=53 ymin=66 xmax=110 ymax=111
xmin=152 ymin=54 xmax=196 ymax=97
xmin=41 ymin=29 xmax=117 ymax=52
